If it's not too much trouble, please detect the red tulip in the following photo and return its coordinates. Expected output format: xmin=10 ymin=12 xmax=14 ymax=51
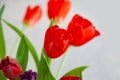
xmin=0 ymin=56 xmax=22 ymax=80
xmin=44 ymin=25 xmax=72 ymax=58
xmin=48 ymin=0 xmax=71 ymax=22
xmin=23 ymin=5 xmax=42 ymax=26
xmin=60 ymin=76 xmax=80 ymax=80
xmin=67 ymin=14 xmax=100 ymax=46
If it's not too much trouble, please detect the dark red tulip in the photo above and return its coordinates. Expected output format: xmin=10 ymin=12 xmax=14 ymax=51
xmin=44 ymin=25 xmax=72 ymax=58
xmin=48 ymin=0 xmax=71 ymax=22
xmin=60 ymin=76 xmax=80 ymax=80
xmin=67 ymin=14 xmax=100 ymax=46
xmin=23 ymin=5 xmax=42 ymax=26
xmin=0 ymin=56 xmax=22 ymax=80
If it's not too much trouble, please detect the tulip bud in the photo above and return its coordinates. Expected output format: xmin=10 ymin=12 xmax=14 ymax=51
xmin=23 ymin=5 xmax=42 ymax=27
xmin=0 ymin=56 xmax=22 ymax=80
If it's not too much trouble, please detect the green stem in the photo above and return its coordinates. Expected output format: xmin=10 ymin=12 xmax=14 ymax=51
xmin=49 ymin=19 xmax=54 ymax=27
xmin=41 ymin=48 xmax=52 ymax=66
xmin=80 ymin=72 xmax=83 ymax=80
xmin=9 ymin=26 xmax=26 ymax=56
xmin=55 ymin=52 xmax=68 ymax=80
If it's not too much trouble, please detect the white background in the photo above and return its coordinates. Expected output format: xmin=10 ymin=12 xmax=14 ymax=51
xmin=0 ymin=0 xmax=120 ymax=80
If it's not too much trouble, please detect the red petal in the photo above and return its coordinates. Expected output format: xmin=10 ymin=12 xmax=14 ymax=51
xmin=60 ymin=76 xmax=80 ymax=80
xmin=78 ymin=26 xmax=99 ymax=45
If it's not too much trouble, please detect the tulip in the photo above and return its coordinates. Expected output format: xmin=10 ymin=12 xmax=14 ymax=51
xmin=0 ymin=56 xmax=22 ymax=80
xmin=20 ymin=70 xmax=37 ymax=80
xmin=48 ymin=0 xmax=71 ymax=22
xmin=44 ymin=25 xmax=72 ymax=58
xmin=23 ymin=5 xmax=42 ymax=27
xmin=67 ymin=14 xmax=100 ymax=46
xmin=60 ymin=76 xmax=80 ymax=80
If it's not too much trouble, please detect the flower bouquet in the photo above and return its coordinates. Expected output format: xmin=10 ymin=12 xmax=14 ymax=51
xmin=0 ymin=0 xmax=100 ymax=80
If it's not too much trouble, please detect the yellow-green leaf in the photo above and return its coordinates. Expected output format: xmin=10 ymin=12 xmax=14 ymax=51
xmin=64 ymin=66 xmax=88 ymax=76
xmin=0 ymin=70 xmax=6 ymax=80
xmin=0 ymin=5 xmax=6 ymax=59
xmin=61 ymin=66 xmax=88 ymax=80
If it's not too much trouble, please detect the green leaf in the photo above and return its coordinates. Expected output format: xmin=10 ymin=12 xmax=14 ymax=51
xmin=0 ymin=5 xmax=5 ymax=18
xmin=64 ymin=66 xmax=88 ymax=76
xmin=16 ymin=36 xmax=29 ymax=72
xmin=0 ymin=5 xmax=6 ymax=59
xmin=62 ymin=66 xmax=88 ymax=80
xmin=37 ymin=53 xmax=55 ymax=80
xmin=0 ymin=70 xmax=6 ymax=80
xmin=2 ymin=20 xmax=39 ymax=71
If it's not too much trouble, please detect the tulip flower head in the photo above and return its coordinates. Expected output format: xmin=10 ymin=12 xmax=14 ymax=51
xmin=0 ymin=56 xmax=22 ymax=80
xmin=44 ymin=25 xmax=72 ymax=58
xmin=67 ymin=14 xmax=100 ymax=46
xmin=20 ymin=70 xmax=37 ymax=80
xmin=60 ymin=76 xmax=80 ymax=80
xmin=48 ymin=0 xmax=71 ymax=22
xmin=23 ymin=5 xmax=42 ymax=27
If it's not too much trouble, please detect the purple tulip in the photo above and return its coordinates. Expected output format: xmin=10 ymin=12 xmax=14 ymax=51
xmin=20 ymin=70 xmax=37 ymax=80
